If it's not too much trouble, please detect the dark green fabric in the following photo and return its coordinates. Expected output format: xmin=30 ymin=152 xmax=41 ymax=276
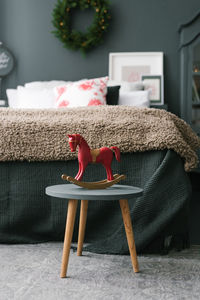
xmin=106 ymin=86 xmax=120 ymax=105
xmin=0 ymin=150 xmax=191 ymax=254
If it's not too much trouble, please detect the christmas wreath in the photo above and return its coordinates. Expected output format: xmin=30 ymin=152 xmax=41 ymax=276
xmin=52 ymin=0 xmax=111 ymax=53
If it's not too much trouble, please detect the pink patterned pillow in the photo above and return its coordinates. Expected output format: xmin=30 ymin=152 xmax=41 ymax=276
xmin=54 ymin=77 xmax=108 ymax=107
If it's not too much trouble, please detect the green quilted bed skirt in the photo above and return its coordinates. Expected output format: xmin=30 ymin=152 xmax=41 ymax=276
xmin=0 ymin=150 xmax=192 ymax=254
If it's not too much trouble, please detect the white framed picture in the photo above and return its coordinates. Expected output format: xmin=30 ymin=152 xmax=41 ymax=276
xmin=109 ymin=52 xmax=163 ymax=81
xmin=108 ymin=52 xmax=164 ymax=104
xmin=142 ymin=75 xmax=163 ymax=105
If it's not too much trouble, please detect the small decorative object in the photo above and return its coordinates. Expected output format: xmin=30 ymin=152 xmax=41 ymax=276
xmin=0 ymin=42 xmax=14 ymax=98
xmin=109 ymin=52 xmax=164 ymax=105
xmin=62 ymin=134 xmax=125 ymax=189
xmin=52 ymin=0 xmax=111 ymax=53
xmin=142 ymin=75 xmax=163 ymax=105
xmin=193 ymin=61 xmax=200 ymax=73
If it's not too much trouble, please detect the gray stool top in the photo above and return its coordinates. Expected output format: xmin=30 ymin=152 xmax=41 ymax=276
xmin=45 ymin=184 xmax=143 ymax=201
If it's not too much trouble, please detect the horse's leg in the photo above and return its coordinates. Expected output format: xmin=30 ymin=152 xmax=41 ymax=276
xmin=107 ymin=166 xmax=114 ymax=181
xmin=75 ymin=162 xmax=82 ymax=180
xmin=103 ymin=162 xmax=114 ymax=181
xmin=76 ymin=162 xmax=87 ymax=181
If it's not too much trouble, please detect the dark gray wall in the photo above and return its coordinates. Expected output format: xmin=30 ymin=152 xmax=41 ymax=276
xmin=0 ymin=0 xmax=200 ymax=115
xmin=194 ymin=44 xmax=200 ymax=61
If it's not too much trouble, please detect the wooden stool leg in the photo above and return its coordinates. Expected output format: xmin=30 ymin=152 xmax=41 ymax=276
xmin=60 ymin=199 xmax=78 ymax=278
xmin=119 ymin=199 xmax=139 ymax=273
xmin=77 ymin=200 xmax=89 ymax=256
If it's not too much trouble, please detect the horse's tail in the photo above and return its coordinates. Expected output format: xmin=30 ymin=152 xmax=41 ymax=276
xmin=110 ymin=146 xmax=120 ymax=162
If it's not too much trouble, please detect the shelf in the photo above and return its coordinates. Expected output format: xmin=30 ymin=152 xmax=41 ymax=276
xmin=192 ymin=102 xmax=200 ymax=107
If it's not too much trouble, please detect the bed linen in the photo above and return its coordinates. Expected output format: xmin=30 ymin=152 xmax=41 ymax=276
xmin=0 ymin=150 xmax=191 ymax=254
xmin=0 ymin=106 xmax=200 ymax=171
xmin=0 ymin=106 xmax=199 ymax=253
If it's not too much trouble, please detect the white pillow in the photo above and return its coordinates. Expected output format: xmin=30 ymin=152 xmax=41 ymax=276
xmin=107 ymin=80 xmax=121 ymax=87
xmin=17 ymin=86 xmax=55 ymax=109
xmin=6 ymin=89 xmax=18 ymax=108
xmin=120 ymin=81 xmax=144 ymax=92
xmin=6 ymin=87 xmax=56 ymax=109
xmin=7 ymin=78 xmax=108 ymax=109
xmin=118 ymin=90 xmax=150 ymax=107
xmin=24 ymin=80 xmax=70 ymax=89
xmin=54 ymin=77 xmax=108 ymax=107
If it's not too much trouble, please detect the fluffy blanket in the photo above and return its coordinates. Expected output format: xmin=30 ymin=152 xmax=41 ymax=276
xmin=0 ymin=106 xmax=200 ymax=171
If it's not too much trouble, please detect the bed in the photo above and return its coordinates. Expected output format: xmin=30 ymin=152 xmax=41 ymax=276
xmin=0 ymin=105 xmax=200 ymax=255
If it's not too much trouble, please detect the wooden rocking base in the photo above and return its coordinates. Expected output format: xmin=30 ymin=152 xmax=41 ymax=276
xmin=61 ymin=174 xmax=126 ymax=189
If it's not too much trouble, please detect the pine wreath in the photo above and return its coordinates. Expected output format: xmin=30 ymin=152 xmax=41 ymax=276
xmin=52 ymin=0 xmax=111 ymax=53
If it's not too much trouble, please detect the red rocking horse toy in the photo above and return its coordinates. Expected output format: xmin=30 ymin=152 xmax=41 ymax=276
xmin=62 ymin=134 xmax=125 ymax=189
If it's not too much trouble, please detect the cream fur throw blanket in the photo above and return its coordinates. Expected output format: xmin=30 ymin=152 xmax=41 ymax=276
xmin=0 ymin=106 xmax=200 ymax=171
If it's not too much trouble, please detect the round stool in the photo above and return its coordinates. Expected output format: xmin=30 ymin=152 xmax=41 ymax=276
xmin=45 ymin=184 xmax=143 ymax=278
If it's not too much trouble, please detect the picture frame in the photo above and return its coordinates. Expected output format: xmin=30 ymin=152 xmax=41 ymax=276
xmin=142 ymin=75 xmax=163 ymax=105
xmin=109 ymin=52 xmax=164 ymax=105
